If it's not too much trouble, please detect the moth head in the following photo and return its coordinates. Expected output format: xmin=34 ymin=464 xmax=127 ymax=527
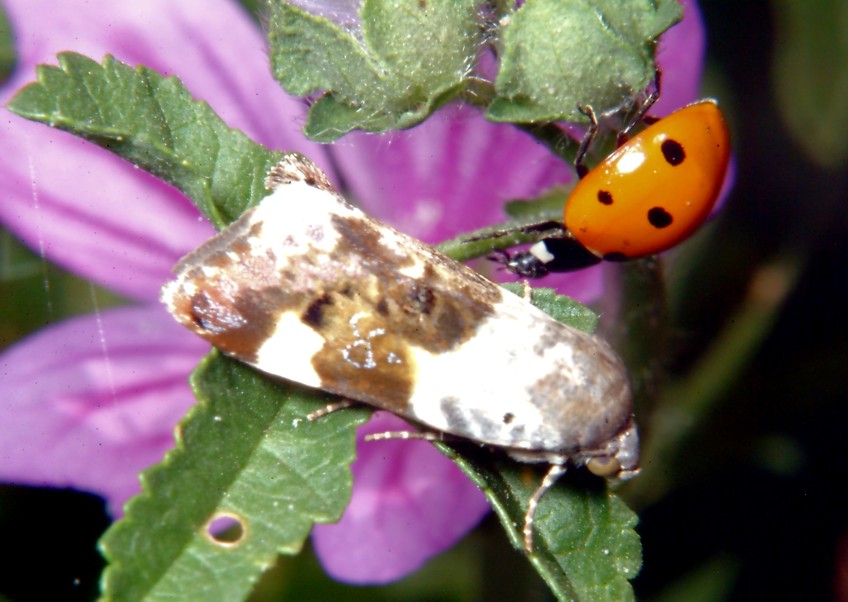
xmin=585 ymin=420 xmax=640 ymax=480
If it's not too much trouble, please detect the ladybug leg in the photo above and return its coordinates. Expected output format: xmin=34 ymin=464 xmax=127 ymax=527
xmin=618 ymin=69 xmax=662 ymax=145
xmin=574 ymin=104 xmax=599 ymax=179
xmin=576 ymin=70 xmax=662 ymax=171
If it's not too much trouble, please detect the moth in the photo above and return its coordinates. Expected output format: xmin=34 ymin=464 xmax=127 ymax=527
xmin=161 ymin=154 xmax=639 ymax=552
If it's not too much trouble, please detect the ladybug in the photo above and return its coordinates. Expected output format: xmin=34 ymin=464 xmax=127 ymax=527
xmin=489 ymin=99 xmax=731 ymax=277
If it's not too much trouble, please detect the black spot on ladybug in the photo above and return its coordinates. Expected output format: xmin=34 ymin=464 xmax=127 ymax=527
xmin=661 ymin=139 xmax=685 ymax=166
xmin=597 ymin=190 xmax=614 ymax=205
xmin=648 ymin=207 xmax=673 ymax=229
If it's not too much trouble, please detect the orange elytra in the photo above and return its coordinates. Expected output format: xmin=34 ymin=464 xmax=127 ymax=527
xmin=565 ymin=100 xmax=731 ymax=260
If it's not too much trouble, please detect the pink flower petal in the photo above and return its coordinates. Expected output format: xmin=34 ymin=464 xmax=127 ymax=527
xmin=312 ymin=412 xmax=490 ymax=584
xmin=0 ymin=138 xmax=216 ymax=302
xmin=0 ymin=305 xmax=208 ymax=515
xmin=654 ymin=0 xmax=706 ymax=116
xmin=0 ymin=0 xmax=332 ymax=301
xmin=332 ymin=103 xmax=573 ymax=244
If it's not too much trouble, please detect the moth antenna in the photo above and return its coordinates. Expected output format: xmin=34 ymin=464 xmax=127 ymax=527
xmin=523 ymin=463 xmax=569 ymax=553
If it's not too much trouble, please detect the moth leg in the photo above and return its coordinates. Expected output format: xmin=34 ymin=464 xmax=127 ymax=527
xmin=523 ymin=463 xmax=569 ymax=553
xmin=307 ymin=399 xmax=358 ymax=421
xmin=365 ymin=430 xmax=453 ymax=443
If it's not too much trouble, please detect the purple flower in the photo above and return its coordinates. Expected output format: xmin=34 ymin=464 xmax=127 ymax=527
xmin=0 ymin=0 xmax=707 ymax=585
xmin=312 ymin=411 xmax=490 ymax=583
xmin=0 ymin=0 xmax=332 ymax=510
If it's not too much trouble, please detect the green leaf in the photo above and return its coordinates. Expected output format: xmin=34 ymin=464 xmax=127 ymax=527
xmin=439 ymin=446 xmax=641 ymax=602
xmin=268 ymin=0 xmax=481 ymax=141
xmin=773 ymin=0 xmax=848 ymax=168
xmin=488 ymin=0 xmax=681 ymax=123
xmin=500 ymin=283 xmax=599 ymax=333
xmin=99 ymin=353 xmax=370 ymax=602
xmin=6 ymin=52 xmax=277 ymax=229
xmin=0 ymin=2 xmax=15 ymax=84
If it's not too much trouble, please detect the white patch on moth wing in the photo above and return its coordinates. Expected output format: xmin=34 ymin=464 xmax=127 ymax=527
xmin=406 ymin=341 xmax=545 ymax=447
xmin=407 ymin=290 xmax=628 ymax=453
xmin=161 ymin=279 xmax=196 ymax=310
xmin=200 ymin=265 xmax=220 ymax=278
xmin=397 ymin=256 xmax=428 ymax=280
xmin=159 ymin=282 xmax=179 ymax=315
xmin=373 ymin=221 xmax=423 ymax=256
xmin=252 ymin=312 xmax=325 ymax=388
xmin=405 ymin=298 xmax=572 ymax=448
xmin=248 ymin=180 xmax=358 ymax=256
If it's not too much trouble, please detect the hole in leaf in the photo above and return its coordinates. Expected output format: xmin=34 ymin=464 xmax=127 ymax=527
xmin=204 ymin=512 xmax=247 ymax=548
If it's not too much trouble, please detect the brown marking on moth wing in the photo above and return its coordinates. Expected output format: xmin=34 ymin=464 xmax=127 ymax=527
xmin=298 ymin=213 xmax=507 ymax=414
xmin=165 ymin=210 xmax=275 ymax=359
xmin=527 ymin=326 xmax=633 ymax=452
xmin=308 ymin=300 xmax=416 ymax=413
xmin=165 ymin=203 xmax=332 ymax=363
xmin=328 ymin=214 xmax=503 ymax=352
xmin=400 ymin=282 xmax=436 ymax=316
xmin=167 ymin=247 xmax=301 ymax=363
xmin=301 ymin=293 xmax=334 ymax=329
xmin=264 ymin=154 xmax=335 ymax=194
xmin=227 ymin=236 xmax=255 ymax=260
